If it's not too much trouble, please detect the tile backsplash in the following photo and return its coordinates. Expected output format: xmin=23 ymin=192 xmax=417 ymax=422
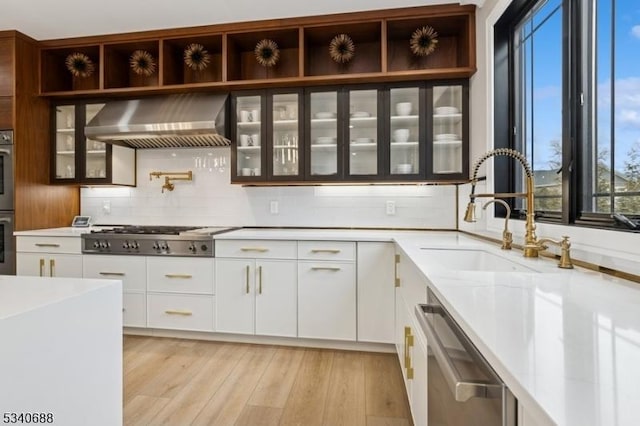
xmin=81 ymin=147 xmax=457 ymax=229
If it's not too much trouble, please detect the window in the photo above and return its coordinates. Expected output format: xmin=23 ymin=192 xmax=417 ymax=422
xmin=495 ymin=0 xmax=640 ymax=227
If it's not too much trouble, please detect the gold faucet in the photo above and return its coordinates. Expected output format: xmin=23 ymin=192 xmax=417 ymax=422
xmin=528 ymin=236 xmax=574 ymax=269
xmin=482 ymin=199 xmax=512 ymax=250
xmin=464 ymin=148 xmax=539 ymax=257
xmin=149 ymin=171 xmax=193 ymax=193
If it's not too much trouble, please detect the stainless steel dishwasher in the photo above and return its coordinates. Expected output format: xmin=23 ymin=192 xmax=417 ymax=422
xmin=416 ymin=289 xmax=516 ymax=426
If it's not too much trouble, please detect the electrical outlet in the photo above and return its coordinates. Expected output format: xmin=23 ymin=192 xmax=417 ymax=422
xmin=102 ymin=200 xmax=111 ymax=215
xmin=270 ymin=200 xmax=279 ymax=215
xmin=386 ymin=201 xmax=396 ymax=215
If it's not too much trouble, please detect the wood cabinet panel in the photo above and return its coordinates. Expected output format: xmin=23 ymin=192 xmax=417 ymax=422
xmin=0 ymin=96 xmax=11 ymax=128
xmin=0 ymin=37 xmax=14 ymax=96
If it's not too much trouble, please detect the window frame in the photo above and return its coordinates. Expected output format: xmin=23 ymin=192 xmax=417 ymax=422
xmin=494 ymin=0 xmax=638 ymax=230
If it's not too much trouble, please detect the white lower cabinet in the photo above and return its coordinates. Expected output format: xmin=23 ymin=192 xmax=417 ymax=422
xmin=17 ymin=252 xmax=83 ymax=278
xmin=298 ymin=260 xmax=356 ymax=341
xmin=146 ymin=257 xmax=215 ymax=332
xmin=357 ymin=242 xmax=395 ymax=343
xmin=410 ymin=314 xmax=428 ymax=426
xmin=83 ymin=255 xmax=147 ymax=327
xmin=147 ymin=293 xmax=214 ymax=332
xmin=215 ymin=258 xmax=297 ymax=337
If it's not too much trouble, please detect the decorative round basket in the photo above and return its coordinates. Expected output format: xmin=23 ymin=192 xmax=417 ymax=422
xmin=410 ymin=25 xmax=439 ymax=57
xmin=329 ymin=34 xmax=355 ymax=64
xmin=65 ymin=52 xmax=95 ymax=78
xmin=129 ymin=50 xmax=157 ymax=76
xmin=184 ymin=43 xmax=211 ymax=71
xmin=254 ymin=39 xmax=280 ymax=68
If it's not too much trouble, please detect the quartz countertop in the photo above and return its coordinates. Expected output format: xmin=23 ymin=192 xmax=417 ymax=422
xmin=11 ymin=226 xmax=640 ymax=425
xmin=13 ymin=226 xmax=111 ymax=237
xmin=394 ymin=234 xmax=640 ymax=426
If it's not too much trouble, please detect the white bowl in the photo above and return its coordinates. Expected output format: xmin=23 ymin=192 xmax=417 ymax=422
xmin=434 ymin=106 xmax=459 ymax=115
xmin=315 ymin=136 xmax=336 ymax=145
xmin=395 ymin=102 xmax=412 ymax=116
xmin=434 ymin=133 xmax=458 ymax=141
xmin=393 ymin=128 xmax=410 ymax=143
xmin=353 ymin=137 xmax=374 ymax=144
xmin=314 ymin=112 xmax=336 ymax=119
xmin=351 ymin=111 xmax=371 ymax=118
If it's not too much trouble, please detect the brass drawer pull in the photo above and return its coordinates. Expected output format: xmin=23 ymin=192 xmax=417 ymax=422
xmin=310 ymin=249 xmax=341 ymax=254
xmin=49 ymin=259 xmax=55 ymax=277
xmin=258 ymin=265 xmax=263 ymax=294
xmin=311 ymin=266 xmax=341 ymax=271
xmin=164 ymin=309 xmax=193 ymax=316
xmin=39 ymin=258 xmax=45 ymax=277
xmin=165 ymin=274 xmax=192 ymax=279
xmin=35 ymin=243 xmax=60 ymax=248
xmin=99 ymin=272 xmax=125 ymax=276
xmin=240 ymin=247 xmax=269 ymax=252
xmin=245 ymin=265 xmax=250 ymax=294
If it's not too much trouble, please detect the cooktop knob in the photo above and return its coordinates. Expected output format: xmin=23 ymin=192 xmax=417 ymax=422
xmin=93 ymin=241 xmax=100 ymax=249
xmin=131 ymin=241 xmax=139 ymax=250
xmin=188 ymin=244 xmax=197 ymax=252
xmin=152 ymin=242 xmax=159 ymax=250
xmin=122 ymin=241 xmax=130 ymax=249
xmin=201 ymin=244 xmax=208 ymax=251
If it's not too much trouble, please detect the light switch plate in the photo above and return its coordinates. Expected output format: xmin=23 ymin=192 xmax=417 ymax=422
xmin=386 ymin=201 xmax=396 ymax=215
xmin=270 ymin=200 xmax=279 ymax=215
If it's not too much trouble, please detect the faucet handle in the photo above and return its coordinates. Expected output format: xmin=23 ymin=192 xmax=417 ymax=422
xmin=558 ymin=236 xmax=574 ymax=269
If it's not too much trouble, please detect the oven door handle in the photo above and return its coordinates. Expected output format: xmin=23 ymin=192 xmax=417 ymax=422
xmin=0 ymin=149 xmax=11 ymax=156
xmin=416 ymin=304 xmax=503 ymax=402
xmin=0 ymin=217 xmax=11 ymax=223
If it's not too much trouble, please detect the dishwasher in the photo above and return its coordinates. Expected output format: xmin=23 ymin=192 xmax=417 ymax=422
xmin=416 ymin=288 xmax=517 ymax=426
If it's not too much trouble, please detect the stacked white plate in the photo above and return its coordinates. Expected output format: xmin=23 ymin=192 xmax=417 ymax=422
xmin=314 ymin=112 xmax=337 ymax=119
xmin=434 ymin=106 xmax=459 ymax=115
xmin=434 ymin=133 xmax=458 ymax=141
xmin=353 ymin=137 xmax=374 ymax=144
xmin=315 ymin=136 xmax=337 ymax=145
xmin=351 ymin=111 xmax=371 ymax=118
xmin=396 ymin=163 xmax=413 ymax=174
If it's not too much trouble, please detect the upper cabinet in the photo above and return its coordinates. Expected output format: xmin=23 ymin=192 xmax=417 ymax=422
xmin=37 ymin=4 xmax=476 ymax=96
xmin=52 ymin=102 xmax=136 ymax=186
xmin=231 ymin=80 xmax=468 ymax=184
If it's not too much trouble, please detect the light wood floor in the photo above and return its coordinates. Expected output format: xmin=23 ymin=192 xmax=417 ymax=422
xmin=123 ymin=336 xmax=412 ymax=426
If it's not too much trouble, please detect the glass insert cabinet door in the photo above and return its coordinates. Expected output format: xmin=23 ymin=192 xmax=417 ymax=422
xmin=271 ymin=93 xmax=300 ymax=177
xmin=85 ymin=103 xmax=107 ymax=180
xmin=55 ymin=105 xmax=76 ymax=179
xmin=309 ymin=91 xmax=339 ymax=177
xmin=389 ymin=87 xmax=420 ymax=176
xmin=432 ymin=85 xmax=463 ymax=174
xmin=236 ymin=95 xmax=263 ymax=178
xmin=348 ymin=89 xmax=378 ymax=176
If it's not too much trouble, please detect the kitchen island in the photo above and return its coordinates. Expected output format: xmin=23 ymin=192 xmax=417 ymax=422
xmin=0 ymin=275 xmax=122 ymax=426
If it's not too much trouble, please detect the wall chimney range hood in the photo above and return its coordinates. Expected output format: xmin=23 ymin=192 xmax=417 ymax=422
xmin=84 ymin=93 xmax=229 ymax=148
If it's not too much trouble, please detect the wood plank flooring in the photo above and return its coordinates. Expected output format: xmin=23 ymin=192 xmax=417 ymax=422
xmin=124 ymin=336 xmax=412 ymax=426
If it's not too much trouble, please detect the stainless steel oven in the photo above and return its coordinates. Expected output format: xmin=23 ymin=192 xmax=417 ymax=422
xmin=416 ymin=289 xmax=516 ymax=426
xmin=0 ymin=130 xmax=14 ymax=211
xmin=0 ymin=211 xmax=15 ymax=275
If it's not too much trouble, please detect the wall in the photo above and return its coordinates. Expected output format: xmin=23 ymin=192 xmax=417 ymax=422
xmin=466 ymin=0 xmax=640 ymax=277
xmin=81 ymin=147 xmax=457 ymax=230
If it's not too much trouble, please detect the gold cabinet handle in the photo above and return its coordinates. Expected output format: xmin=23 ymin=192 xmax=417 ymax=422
xmin=310 ymin=266 xmax=342 ymax=271
xmin=39 ymin=258 xmax=45 ymax=277
xmin=49 ymin=259 xmax=55 ymax=277
xmin=258 ymin=265 xmax=263 ymax=294
xmin=241 ymin=247 xmax=269 ymax=252
xmin=310 ymin=249 xmax=341 ymax=253
xmin=404 ymin=326 xmax=411 ymax=366
xmin=245 ymin=265 xmax=250 ymax=294
xmin=99 ymin=272 xmax=125 ymax=276
xmin=395 ymin=254 xmax=400 ymax=287
xmin=164 ymin=274 xmax=192 ymax=279
xmin=35 ymin=243 xmax=60 ymax=248
xmin=405 ymin=327 xmax=414 ymax=380
xmin=164 ymin=309 xmax=193 ymax=316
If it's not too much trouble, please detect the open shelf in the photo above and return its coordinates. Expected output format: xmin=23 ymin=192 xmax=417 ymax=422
xmin=386 ymin=15 xmax=472 ymax=72
xmin=104 ymin=40 xmax=160 ymax=89
xmin=226 ymin=28 xmax=300 ymax=81
xmin=162 ymin=35 xmax=223 ymax=85
xmin=40 ymin=45 xmax=101 ymax=92
xmin=303 ymin=21 xmax=382 ymax=76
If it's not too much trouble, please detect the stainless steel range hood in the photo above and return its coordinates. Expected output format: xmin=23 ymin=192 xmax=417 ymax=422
xmin=84 ymin=93 xmax=229 ymax=148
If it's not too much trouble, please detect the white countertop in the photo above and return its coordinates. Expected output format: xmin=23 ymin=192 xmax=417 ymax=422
xmin=394 ymin=234 xmax=640 ymax=426
xmin=11 ymin=226 xmax=640 ymax=425
xmin=13 ymin=226 xmax=109 ymax=237
xmin=0 ymin=275 xmax=121 ymax=320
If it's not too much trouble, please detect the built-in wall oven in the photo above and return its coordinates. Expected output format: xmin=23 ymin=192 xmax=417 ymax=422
xmin=416 ymin=289 xmax=516 ymax=426
xmin=0 ymin=130 xmax=14 ymax=275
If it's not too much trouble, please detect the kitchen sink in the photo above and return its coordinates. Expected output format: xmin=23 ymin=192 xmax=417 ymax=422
xmin=419 ymin=248 xmax=538 ymax=273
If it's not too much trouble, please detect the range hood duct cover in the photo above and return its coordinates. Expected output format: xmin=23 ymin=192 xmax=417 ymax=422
xmin=84 ymin=93 xmax=229 ymax=148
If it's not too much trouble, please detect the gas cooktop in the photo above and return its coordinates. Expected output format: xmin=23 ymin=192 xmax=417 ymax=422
xmin=82 ymin=226 xmax=236 ymax=257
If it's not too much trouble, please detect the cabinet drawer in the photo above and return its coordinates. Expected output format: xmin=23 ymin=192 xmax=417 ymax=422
xmin=216 ymin=240 xmax=297 ymax=259
xmin=298 ymin=241 xmax=355 ymax=261
xmin=123 ymin=292 xmax=146 ymax=328
xmin=147 ymin=293 xmax=214 ymax=332
xmin=16 ymin=236 xmax=81 ymax=254
xmin=147 ymin=257 xmax=214 ymax=294
xmin=83 ymin=255 xmax=146 ymax=292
